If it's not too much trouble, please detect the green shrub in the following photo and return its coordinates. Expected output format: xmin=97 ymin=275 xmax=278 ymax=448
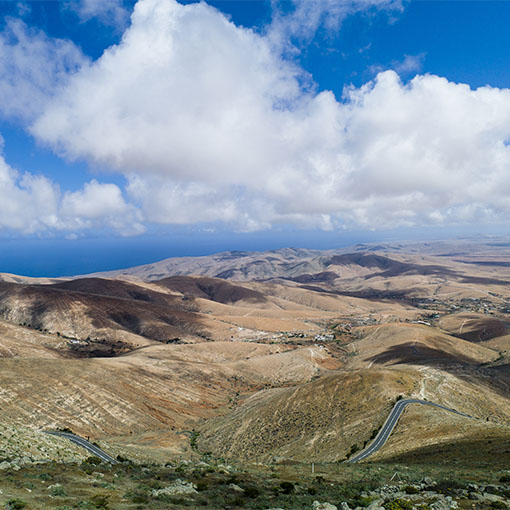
xmin=83 ymin=456 xmax=102 ymax=466
xmin=34 ymin=472 xmax=52 ymax=481
xmin=280 ymin=481 xmax=295 ymax=494
xmin=348 ymin=444 xmax=360 ymax=457
xmin=4 ymin=499 xmax=27 ymax=510
xmin=51 ymin=486 xmax=68 ymax=497
xmin=243 ymin=486 xmax=260 ymax=498
xmin=490 ymin=502 xmax=507 ymax=510
xmin=130 ymin=492 xmax=149 ymax=504
xmin=168 ymin=497 xmax=187 ymax=505
xmin=384 ymin=498 xmax=413 ymax=510
xmin=434 ymin=479 xmax=466 ymax=494
xmin=404 ymin=485 xmax=420 ymax=494
xmin=499 ymin=475 xmax=510 ymax=483
xmin=357 ymin=496 xmax=375 ymax=507
xmin=88 ymin=494 xmax=110 ymax=509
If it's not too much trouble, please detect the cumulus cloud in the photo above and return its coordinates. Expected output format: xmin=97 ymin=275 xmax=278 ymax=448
xmin=28 ymin=0 xmax=510 ymax=232
xmin=61 ymin=180 xmax=145 ymax=235
xmin=0 ymin=18 xmax=87 ymax=122
xmin=0 ymin=153 xmax=142 ymax=235
xmin=0 ymin=157 xmax=59 ymax=232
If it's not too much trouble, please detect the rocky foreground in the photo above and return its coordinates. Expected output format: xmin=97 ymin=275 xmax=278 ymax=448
xmin=0 ymin=453 xmax=508 ymax=509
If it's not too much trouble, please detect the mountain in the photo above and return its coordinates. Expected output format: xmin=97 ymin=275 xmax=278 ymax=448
xmin=0 ymin=239 xmax=509 ymax=465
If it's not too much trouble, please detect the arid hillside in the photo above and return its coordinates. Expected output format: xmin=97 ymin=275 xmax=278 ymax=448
xmin=0 ymin=240 xmax=509 ymax=465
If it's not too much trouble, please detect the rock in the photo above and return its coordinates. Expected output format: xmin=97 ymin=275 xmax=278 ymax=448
xmin=431 ymin=497 xmax=458 ymax=510
xmin=312 ymin=501 xmax=338 ymax=510
xmin=152 ymin=479 xmax=198 ymax=497
xmin=0 ymin=461 xmax=11 ymax=470
xmin=483 ymin=494 xmax=505 ymax=503
xmin=340 ymin=503 xmax=351 ymax=510
xmin=367 ymin=500 xmax=384 ymax=510
xmin=217 ymin=463 xmax=234 ymax=473
xmin=229 ymin=483 xmax=244 ymax=493
xmin=423 ymin=477 xmax=435 ymax=486
xmin=445 ymin=496 xmax=459 ymax=509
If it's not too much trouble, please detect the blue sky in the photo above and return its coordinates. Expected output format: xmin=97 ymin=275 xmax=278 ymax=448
xmin=1 ymin=0 xmax=510 ymax=275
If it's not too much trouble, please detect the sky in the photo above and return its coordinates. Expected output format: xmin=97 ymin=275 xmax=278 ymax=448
xmin=1 ymin=0 xmax=510 ymax=275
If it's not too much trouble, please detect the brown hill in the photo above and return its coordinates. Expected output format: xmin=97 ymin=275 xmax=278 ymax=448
xmin=154 ymin=276 xmax=269 ymax=305
xmin=197 ymin=363 xmax=510 ymax=463
xmin=1 ymin=240 xmax=510 ymax=464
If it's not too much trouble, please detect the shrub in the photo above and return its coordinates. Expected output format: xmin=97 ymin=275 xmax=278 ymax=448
xmin=57 ymin=427 xmax=74 ymax=433
xmin=88 ymin=494 xmax=110 ymax=509
xmin=404 ymin=485 xmax=420 ymax=494
xmin=280 ymin=481 xmax=295 ymax=494
xmin=243 ymin=486 xmax=260 ymax=498
xmin=490 ymin=502 xmax=507 ymax=510
xmin=4 ymin=500 xmax=27 ymax=510
xmin=83 ymin=456 xmax=102 ymax=466
xmin=434 ymin=479 xmax=466 ymax=494
xmin=499 ymin=475 xmax=510 ymax=483
xmin=370 ymin=428 xmax=380 ymax=439
xmin=130 ymin=493 xmax=149 ymax=504
xmin=349 ymin=444 xmax=360 ymax=456
xmin=384 ymin=499 xmax=413 ymax=510
xmin=51 ymin=486 xmax=68 ymax=497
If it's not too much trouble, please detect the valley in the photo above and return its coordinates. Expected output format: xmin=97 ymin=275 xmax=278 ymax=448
xmin=0 ymin=239 xmax=509 ymax=508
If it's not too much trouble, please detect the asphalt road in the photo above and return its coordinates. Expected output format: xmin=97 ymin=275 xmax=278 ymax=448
xmin=44 ymin=431 xmax=118 ymax=464
xmin=347 ymin=398 xmax=472 ymax=463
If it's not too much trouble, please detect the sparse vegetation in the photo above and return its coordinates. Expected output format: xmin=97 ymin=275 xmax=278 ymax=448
xmin=3 ymin=500 xmax=26 ymax=510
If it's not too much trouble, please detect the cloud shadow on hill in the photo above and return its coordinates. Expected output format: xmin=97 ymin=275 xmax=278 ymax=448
xmin=364 ymin=342 xmax=475 ymax=367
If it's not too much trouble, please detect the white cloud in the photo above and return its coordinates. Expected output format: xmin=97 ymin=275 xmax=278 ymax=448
xmin=268 ymin=0 xmax=403 ymax=52
xmin=0 ymin=0 xmax=484 ymax=237
xmin=29 ymin=0 xmax=510 ymax=232
xmin=0 ymin=18 xmax=87 ymax=122
xmin=64 ymin=0 xmax=131 ymax=29
xmin=0 ymin=153 xmax=142 ymax=235
xmin=370 ymin=52 xmax=426 ymax=77
xmin=61 ymin=180 xmax=145 ymax=235
xmin=393 ymin=53 xmax=425 ymax=74
xmin=0 ymin=158 xmax=59 ymax=232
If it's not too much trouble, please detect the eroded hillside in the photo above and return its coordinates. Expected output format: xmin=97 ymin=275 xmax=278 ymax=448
xmin=0 ymin=240 xmax=509 ymax=465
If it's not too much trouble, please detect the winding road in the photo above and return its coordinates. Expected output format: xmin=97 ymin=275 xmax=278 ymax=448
xmin=347 ymin=398 xmax=472 ymax=463
xmin=44 ymin=431 xmax=118 ymax=464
